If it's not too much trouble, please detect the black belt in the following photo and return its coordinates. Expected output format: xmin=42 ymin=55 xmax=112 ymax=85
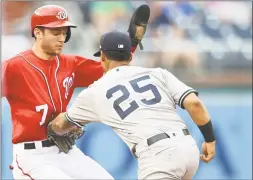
xmin=24 ymin=140 xmax=55 ymax=150
xmin=132 ymin=129 xmax=190 ymax=156
xmin=147 ymin=129 xmax=190 ymax=146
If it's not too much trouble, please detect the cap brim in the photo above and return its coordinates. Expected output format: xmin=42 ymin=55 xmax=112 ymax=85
xmin=40 ymin=21 xmax=77 ymax=28
xmin=93 ymin=51 xmax=101 ymax=57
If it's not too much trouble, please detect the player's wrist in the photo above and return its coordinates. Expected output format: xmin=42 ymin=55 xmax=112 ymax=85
xmin=198 ymin=120 xmax=216 ymax=142
xmin=47 ymin=121 xmax=57 ymax=136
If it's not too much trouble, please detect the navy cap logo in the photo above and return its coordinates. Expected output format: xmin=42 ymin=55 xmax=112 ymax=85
xmin=93 ymin=31 xmax=131 ymax=57
xmin=118 ymin=44 xmax=124 ymax=48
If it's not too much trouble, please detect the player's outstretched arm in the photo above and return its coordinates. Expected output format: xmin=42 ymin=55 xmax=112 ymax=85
xmin=128 ymin=4 xmax=150 ymax=52
xmin=48 ymin=88 xmax=98 ymax=136
xmin=183 ymin=93 xmax=216 ymax=163
xmin=47 ymin=113 xmax=85 ymax=153
xmin=47 ymin=112 xmax=79 ymax=136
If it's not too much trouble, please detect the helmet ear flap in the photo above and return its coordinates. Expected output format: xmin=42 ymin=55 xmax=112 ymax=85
xmin=64 ymin=27 xmax=71 ymax=43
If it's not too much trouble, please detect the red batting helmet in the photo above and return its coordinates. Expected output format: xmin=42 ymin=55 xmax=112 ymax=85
xmin=31 ymin=5 xmax=77 ymax=43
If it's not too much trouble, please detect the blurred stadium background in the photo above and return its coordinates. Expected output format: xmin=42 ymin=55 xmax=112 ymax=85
xmin=1 ymin=1 xmax=252 ymax=179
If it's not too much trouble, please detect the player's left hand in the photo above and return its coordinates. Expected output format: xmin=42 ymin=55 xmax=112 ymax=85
xmin=128 ymin=4 xmax=150 ymax=50
xmin=200 ymin=141 xmax=216 ymax=163
xmin=48 ymin=133 xmax=74 ymax=153
xmin=47 ymin=123 xmax=85 ymax=154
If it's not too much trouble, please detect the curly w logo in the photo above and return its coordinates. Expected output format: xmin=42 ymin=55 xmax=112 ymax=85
xmin=63 ymin=73 xmax=74 ymax=99
xmin=57 ymin=11 xmax=68 ymax=20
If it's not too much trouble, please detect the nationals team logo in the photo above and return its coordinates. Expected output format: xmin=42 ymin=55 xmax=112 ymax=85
xmin=56 ymin=10 xmax=68 ymax=20
xmin=63 ymin=73 xmax=75 ymax=99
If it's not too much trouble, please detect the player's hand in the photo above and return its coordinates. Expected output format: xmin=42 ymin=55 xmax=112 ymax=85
xmin=200 ymin=141 xmax=216 ymax=163
xmin=67 ymin=126 xmax=85 ymax=141
xmin=47 ymin=121 xmax=84 ymax=154
xmin=128 ymin=4 xmax=150 ymax=50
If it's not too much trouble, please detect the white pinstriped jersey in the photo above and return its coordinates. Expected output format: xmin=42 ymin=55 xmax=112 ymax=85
xmin=66 ymin=66 xmax=198 ymax=150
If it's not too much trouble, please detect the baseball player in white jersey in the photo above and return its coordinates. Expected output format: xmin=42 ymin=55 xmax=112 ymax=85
xmin=48 ymin=31 xmax=216 ymax=180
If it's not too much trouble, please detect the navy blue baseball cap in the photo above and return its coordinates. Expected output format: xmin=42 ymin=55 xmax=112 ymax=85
xmin=93 ymin=31 xmax=131 ymax=57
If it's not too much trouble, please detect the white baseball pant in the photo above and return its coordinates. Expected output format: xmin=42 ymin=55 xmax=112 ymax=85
xmin=11 ymin=141 xmax=114 ymax=179
xmin=134 ymin=131 xmax=200 ymax=180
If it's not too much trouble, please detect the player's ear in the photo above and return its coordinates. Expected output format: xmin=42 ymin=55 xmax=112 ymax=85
xmin=129 ymin=52 xmax=133 ymax=63
xmin=34 ymin=27 xmax=44 ymax=40
xmin=100 ymin=51 xmax=107 ymax=63
xmin=101 ymin=51 xmax=105 ymax=62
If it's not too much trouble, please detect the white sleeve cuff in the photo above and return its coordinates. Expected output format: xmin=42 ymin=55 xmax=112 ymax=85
xmin=178 ymin=89 xmax=199 ymax=109
xmin=65 ymin=113 xmax=83 ymax=128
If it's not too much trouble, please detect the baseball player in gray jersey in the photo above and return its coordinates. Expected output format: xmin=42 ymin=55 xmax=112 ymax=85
xmin=48 ymin=31 xmax=216 ymax=180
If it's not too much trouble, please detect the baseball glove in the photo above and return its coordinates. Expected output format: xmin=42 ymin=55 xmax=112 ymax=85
xmin=47 ymin=124 xmax=84 ymax=154
xmin=128 ymin=4 xmax=150 ymax=50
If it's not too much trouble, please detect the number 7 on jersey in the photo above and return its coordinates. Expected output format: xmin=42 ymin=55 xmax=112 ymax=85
xmin=36 ymin=104 xmax=48 ymax=126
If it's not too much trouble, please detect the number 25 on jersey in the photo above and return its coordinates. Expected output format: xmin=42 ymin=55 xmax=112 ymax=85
xmin=106 ymin=75 xmax=161 ymax=120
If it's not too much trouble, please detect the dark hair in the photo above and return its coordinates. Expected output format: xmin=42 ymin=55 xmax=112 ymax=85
xmin=103 ymin=50 xmax=131 ymax=61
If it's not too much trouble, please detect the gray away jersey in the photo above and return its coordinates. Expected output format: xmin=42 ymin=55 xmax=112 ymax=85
xmin=66 ymin=66 xmax=198 ymax=150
